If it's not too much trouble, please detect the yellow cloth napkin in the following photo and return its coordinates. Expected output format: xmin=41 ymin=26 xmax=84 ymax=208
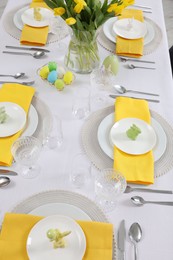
xmin=0 ymin=84 xmax=35 ymax=166
xmin=0 ymin=213 xmax=113 ymax=260
xmin=20 ymin=1 xmax=50 ymax=46
xmin=113 ymin=97 xmax=154 ymax=184
xmin=116 ymin=9 xmax=144 ymax=57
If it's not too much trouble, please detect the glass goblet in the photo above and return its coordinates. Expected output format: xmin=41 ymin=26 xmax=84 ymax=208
xmin=95 ymin=168 xmax=127 ymax=212
xmin=11 ymin=136 xmax=42 ymax=179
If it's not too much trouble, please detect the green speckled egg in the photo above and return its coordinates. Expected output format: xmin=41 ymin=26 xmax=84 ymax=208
xmin=55 ymin=79 xmax=65 ymax=91
xmin=48 ymin=62 xmax=57 ymax=72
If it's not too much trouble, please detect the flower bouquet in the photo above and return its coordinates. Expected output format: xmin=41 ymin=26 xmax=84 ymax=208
xmin=44 ymin=0 xmax=134 ymax=73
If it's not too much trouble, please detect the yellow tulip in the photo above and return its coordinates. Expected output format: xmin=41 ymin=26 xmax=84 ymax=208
xmin=54 ymin=7 xmax=66 ymax=16
xmin=74 ymin=3 xmax=84 ymax=13
xmin=65 ymin=17 xmax=77 ymax=25
xmin=107 ymin=3 xmax=125 ymax=15
xmin=122 ymin=0 xmax=135 ymax=7
xmin=74 ymin=0 xmax=87 ymax=5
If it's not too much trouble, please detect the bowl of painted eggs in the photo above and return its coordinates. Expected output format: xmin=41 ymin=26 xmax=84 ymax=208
xmin=38 ymin=61 xmax=75 ymax=91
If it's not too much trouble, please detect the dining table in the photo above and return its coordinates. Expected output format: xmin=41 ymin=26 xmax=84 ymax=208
xmin=0 ymin=0 xmax=173 ymax=260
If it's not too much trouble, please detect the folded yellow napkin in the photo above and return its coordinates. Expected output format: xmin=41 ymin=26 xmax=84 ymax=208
xmin=0 ymin=84 xmax=35 ymax=166
xmin=116 ymin=9 xmax=144 ymax=57
xmin=0 ymin=213 xmax=113 ymax=260
xmin=113 ymin=97 xmax=154 ymax=184
xmin=20 ymin=1 xmax=50 ymax=46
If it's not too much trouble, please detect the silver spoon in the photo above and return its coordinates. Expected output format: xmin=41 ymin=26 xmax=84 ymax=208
xmin=3 ymin=51 xmax=45 ymax=59
xmin=128 ymin=64 xmax=156 ymax=70
xmin=0 ymin=72 xmax=25 ymax=79
xmin=131 ymin=196 xmax=173 ymax=206
xmin=113 ymin=84 xmax=159 ymax=97
xmin=129 ymin=223 xmax=142 ymax=260
xmin=125 ymin=185 xmax=173 ymax=194
xmin=0 ymin=176 xmax=10 ymax=187
xmin=120 ymin=57 xmax=155 ymax=64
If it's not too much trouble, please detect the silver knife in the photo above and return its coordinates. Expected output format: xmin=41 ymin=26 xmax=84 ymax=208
xmin=5 ymin=45 xmax=50 ymax=53
xmin=0 ymin=169 xmax=18 ymax=176
xmin=109 ymin=94 xmax=160 ymax=103
xmin=118 ymin=220 xmax=126 ymax=260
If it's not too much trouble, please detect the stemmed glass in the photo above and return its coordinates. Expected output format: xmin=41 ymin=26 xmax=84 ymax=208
xmin=95 ymin=168 xmax=127 ymax=212
xmin=11 ymin=136 xmax=42 ymax=179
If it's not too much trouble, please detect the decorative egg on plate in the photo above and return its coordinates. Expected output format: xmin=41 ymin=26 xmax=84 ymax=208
xmin=47 ymin=70 xmax=57 ymax=84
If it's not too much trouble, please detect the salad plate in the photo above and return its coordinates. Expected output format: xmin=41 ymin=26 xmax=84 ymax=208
xmin=110 ymin=117 xmax=157 ymax=155
xmin=0 ymin=102 xmax=26 ymax=137
xmin=103 ymin=17 xmax=155 ymax=45
xmin=97 ymin=113 xmax=167 ymax=160
xmin=27 ymin=215 xmax=86 ymax=260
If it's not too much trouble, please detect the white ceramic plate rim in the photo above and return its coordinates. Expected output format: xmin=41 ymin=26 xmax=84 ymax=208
xmin=112 ymin=18 xmax=147 ymax=39
xmin=21 ymin=7 xmax=54 ymax=28
xmin=22 ymin=104 xmax=38 ymax=137
xmin=103 ymin=17 xmax=155 ymax=45
xmin=27 ymin=215 xmax=86 ymax=260
xmin=29 ymin=203 xmax=91 ymax=220
xmin=97 ymin=113 xmax=167 ymax=160
xmin=0 ymin=102 xmax=26 ymax=137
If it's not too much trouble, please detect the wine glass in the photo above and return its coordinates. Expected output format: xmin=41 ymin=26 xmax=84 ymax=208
xmin=95 ymin=168 xmax=127 ymax=212
xmin=11 ymin=136 xmax=42 ymax=179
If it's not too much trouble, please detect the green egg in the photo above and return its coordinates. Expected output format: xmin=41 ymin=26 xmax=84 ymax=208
xmin=48 ymin=62 xmax=57 ymax=71
xmin=55 ymin=79 xmax=65 ymax=91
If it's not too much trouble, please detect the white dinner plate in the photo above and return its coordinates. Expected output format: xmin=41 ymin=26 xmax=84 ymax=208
xmin=22 ymin=104 xmax=38 ymax=137
xmin=97 ymin=113 xmax=167 ymax=160
xmin=103 ymin=17 xmax=155 ymax=45
xmin=0 ymin=102 xmax=26 ymax=137
xmin=113 ymin=18 xmax=147 ymax=39
xmin=21 ymin=7 xmax=54 ymax=27
xmin=110 ymin=117 xmax=157 ymax=155
xmin=29 ymin=203 xmax=91 ymax=220
xmin=27 ymin=215 xmax=86 ymax=260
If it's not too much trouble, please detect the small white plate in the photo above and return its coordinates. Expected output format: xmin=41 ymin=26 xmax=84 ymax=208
xmin=22 ymin=104 xmax=38 ymax=137
xmin=97 ymin=113 xmax=167 ymax=160
xmin=29 ymin=203 xmax=91 ymax=220
xmin=113 ymin=18 xmax=147 ymax=39
xmin=21 ymin=7 xmax=54 ymax=28
xmin=0 ymin=102 xmax=26 ymax=137
xmin=27 ymin=215 xmax=86 ymax=260
xmin=103 ymin=17 xmax=154 ymax=45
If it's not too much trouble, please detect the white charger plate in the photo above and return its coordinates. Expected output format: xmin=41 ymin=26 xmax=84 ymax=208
xmin=29 ymin=203 xmax=91 ymax=220
xmin=21 ymin=7 xmax=54 ymax=28
xmin=97 ymin=113 xmax=167 ymax=160
xmin=110 ymin=117 xmax=157 ymax=155
xmin=27 ymin=215 xmax=86 ymax=260
xmin=22 ymin=104 xmax=38 ymax=136
xmin=103 ymin=17 xmax=154 ymax=45
xmin=113 ymin=18 xmax=147 ymax=39
xmin=0 ymin=102 xmax=26 ymax=137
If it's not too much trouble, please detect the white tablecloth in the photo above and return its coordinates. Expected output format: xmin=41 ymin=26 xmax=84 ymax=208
xmin=0 ymin=1 xmax=173 ymax=259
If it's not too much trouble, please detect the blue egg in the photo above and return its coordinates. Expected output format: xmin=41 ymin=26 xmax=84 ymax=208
xmin=47 ymin=70 xmax=58 ymax=84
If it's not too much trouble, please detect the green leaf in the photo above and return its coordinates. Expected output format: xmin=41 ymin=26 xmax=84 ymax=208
xmin=44 ymin=0 xmax=57 ymax=9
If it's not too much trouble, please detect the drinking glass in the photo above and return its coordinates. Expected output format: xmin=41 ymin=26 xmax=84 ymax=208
xmin=72 ymin=87 xmax=90 ymax=120
xmin=43 ymin=115 xmax=64 ymax=150
xmin=95 ymin=168 xmax=127 ymax=212
xmin=70 ymin=152 xmax=91 ymax=188
xmin=11 ymin=136 xmax=42 ymax=179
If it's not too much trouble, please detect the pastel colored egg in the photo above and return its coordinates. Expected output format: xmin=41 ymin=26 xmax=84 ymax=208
xmin=63 ymin=71 xmax=74 ymax=85
xmin=102 ymin=55 xmax=119 ymax=75
xmin=47 ymin=70 xmax=58 ymax=84
xmin=57 ymin=66 xmax=66 ymax=79
xmin=39 ymin=66 xmax=49 ymax=79
xmin=55 ymin=79 xmax=65 ymax=91
xmin=48 ymin=62 xmax=57 ymax=71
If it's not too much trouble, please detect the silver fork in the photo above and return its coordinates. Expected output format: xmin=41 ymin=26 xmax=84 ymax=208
xmin=0 ymin=80 xmax=35 ymax=85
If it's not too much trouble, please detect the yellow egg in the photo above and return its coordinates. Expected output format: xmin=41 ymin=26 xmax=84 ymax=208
xmin=63 ymin=71 xmax=74 ymax=85
xmin=39 ymin=66 xmax=49 ymax=79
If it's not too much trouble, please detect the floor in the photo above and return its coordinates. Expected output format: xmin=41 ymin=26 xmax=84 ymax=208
xmin=0 ymin=0 xmax=173 ymax=47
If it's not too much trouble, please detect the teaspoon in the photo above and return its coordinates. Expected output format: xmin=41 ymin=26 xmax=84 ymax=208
xmin=125 ymin=185 xmax=173 ymax=194
xmin=0 ymin=176 xmax=10 ymax=187
xmin=131 ymin=196 xmax=173 ymax=206
xmin=113 ymin=84 xmax=159 ymax=97
xmin=129 ymin=223 xmax=142 ymax=260
xmin=120 ymin=57 xmax=155 ymax=64
xmin=128 ymin=64 xmax=156 ymax=70
xmin=3 ymin=51 xmax=45 ymax=59
xmin=0 ymin=72 xmax=25 ymax=79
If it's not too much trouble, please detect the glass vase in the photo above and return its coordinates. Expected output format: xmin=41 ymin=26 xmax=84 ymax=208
xmin=64 ymin=29 xmax=100 ymax=74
